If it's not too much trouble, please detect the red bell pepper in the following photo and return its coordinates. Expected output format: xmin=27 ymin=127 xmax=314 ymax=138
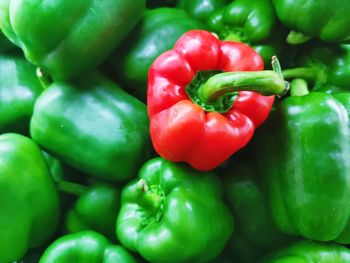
xmin=147 ymin=30 xmax=288 ymax=171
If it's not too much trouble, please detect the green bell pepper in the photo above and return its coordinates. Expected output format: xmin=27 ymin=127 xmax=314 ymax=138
xmin=116 ymin=157 xmax=234 ymax=263
xmin=39 ymin=231 xmax=136 ymax=263
xmin=65 ymin=183 xmax=121 ymax=241
xmin=283 ymin=44 xmax=350 ymax=93
xmin=111 ymin=7 xmax=205 ymax=100
xmin=222 ymin=162 xmax=295 ymax=263
xmin=0 ymin=133 xmax=60 ymax=263
xmin=177 ymin=0 xmax=228 ymax=24
xmin=30 ymin=72 xmax=151 ymax=182
xmin=0 ymin=53 xmax=43 ymax=134
xmin=272 ymin=0 xmax=350 ymax=44
xmin=207 ymin=0 xmax=287 ymax=66
xmin=0 ymin=0 xmax=145 ymax=80
xmin=262 ymin=240 xmax=350 ymax=262
xmin=253 ymin=79 xmax=350 ymax=242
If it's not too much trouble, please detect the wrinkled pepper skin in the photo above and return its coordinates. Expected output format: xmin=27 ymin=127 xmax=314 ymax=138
xmin=0 ymin=53 xmax=43 ymax=134
xmin=223 ymin=162 xmax=295 ymax=263
xmin=39 ymin=231 xmax=137 ymax=263
xmin=262 ymin=240 xmax=350 ymax=263
xmin=112 ymin=8 xmax=204 ymax=100
xmin=273 ymin=0 xmax=350 ymax=43
xmin=283 ymin=44 xmax=350 ymax=93
xmin=207 ymin=0 xmax=286 ymax=66
xmin=65 ymin=183 xmax=121 ymax=241
xmin=0 ymin=0 xmax=145 ymax=80
xmin=30 ymin=73 xmax=151 ymax=181
xmin=254 ymin=88 xmax=350 ymax=242
xmin=0 ymin=133 xmax=60 ymax=263
xmin=177 ymin=0 xmax=228 ymax=24
xmin=148 ymin=30 xmax=279 ymax=171
xmin=117 ymin=157 xmax=234 ymax=263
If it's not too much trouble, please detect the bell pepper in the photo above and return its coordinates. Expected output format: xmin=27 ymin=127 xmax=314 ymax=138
xmin=283 ymin=44 xmax=350 ymax=93
xmin=148 ymin=30 xmax=289 ymax=171
xmin=207 ymin=0 xmax=287 ymax=66
xmin=177 ymin=0 xmax=228 ymax=24
xmin=0 ymin=133 xmax=60 ymax=263
xmin=262 ymin=240 xmax=350 ymax=262
xmin=272 ymin=0 xmax=350 ymax=44
xmin=39 ymin=231 xmax=137 ymax=263
xmin=222 ymin=161 xmax=296 ymax=263
xmin=0 ymin=53 xmax=43 ymax=134
xmin=0 ymin=0 xmax=145 ymax=80
xmin=30 ymin=72 xmax=151 ymax=181
xmin=253 ymin=79 xmax=350 ymax=242
xmin=116 ymin=157 xmax=234 ymax=263
xmin=64 ymin=183 xmax=121 ymax=241
xmin=112 ymin=8 xmax=205 ymax=100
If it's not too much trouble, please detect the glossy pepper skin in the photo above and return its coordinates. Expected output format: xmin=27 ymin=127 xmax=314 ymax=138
xmin=253 ymin=81 xmax=350 ymax=242
xmin=283 ymin=44 xmax=350 ymax=93
xmin=0 ymin=133 xmax=60 ymax=263
xmin=117 ymin=157 xmax=234 ymax=263
xmin=65 ymin=183 xmax=121 ymax=241
xmin=273 ymin=0 xmax=350 ymax=44
xmin=222 ymin=162 xmax=295 ymax=263
xmin=30 ymin=73 xmax=151 ymax=181
xmin=39 ymin=231 xmax=137 ymax=263
xmin=148 ymin=30 xmax=290 ymax=171
xmin=0 ymin=0 xmax=145 ymax=80
xmin=177 ymin=0 xmax=228 ymax=24
xmin=112 ymin=8 xmax=204 ymax=100
xmin=208 ymin=0 xmax=287 ymax=66
xmin=262 ymin=240 xmax=350 ymax=262
xmin=0 ymin=53 xmax=43 ymax=134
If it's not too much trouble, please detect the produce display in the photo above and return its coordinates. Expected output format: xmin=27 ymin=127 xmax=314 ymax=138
xmin=0 ymin=0 xmax=350 ymax=262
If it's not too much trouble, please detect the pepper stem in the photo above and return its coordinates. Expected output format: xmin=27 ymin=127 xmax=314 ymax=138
xmin=56 ymin=180 xmax=87 ymax=196
xmin=290 ymin=78 xmax=309 ymax=97
xmin=282 ymin=67 xmax=325 ymax=85
xmin=135 ymin=179 xmax=163 ymax=217
xmin=197 ymin=56 xmax=289 ymax=104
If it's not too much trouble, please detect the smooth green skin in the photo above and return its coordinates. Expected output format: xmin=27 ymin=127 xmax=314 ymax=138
xmin=177 ymin=0 xmax=228 ymax=24
xmin=30 ymin=72 xmax=151 ymax=182
xmin=65 ymin=184 xmax=121 ymax=241
xmin=117 ymin=157 xmax=234 ymax=263
xmin=253 ymin=91 xmax=350 ymax=242
xmin=0 ymin=133 xmax=60 ymax=263
xmin=0 ymin=53 xmax=43 ymax=134
xmin=0 ymin=0 xmax=145 ymax=80
xmin=261 ymin=240 xmax=350 ymax=263
xmin=207 ymin=0 xmax=286 ymax=66
xmin=112 ymin=8 xmax=205 ymax=100
xmin=39 ymin=231 xmax=136 ymax=263
xmin=273 ymin=0 xmax=350 ymax=43
xmin=222 ymin=163 xmax=295 ymax=263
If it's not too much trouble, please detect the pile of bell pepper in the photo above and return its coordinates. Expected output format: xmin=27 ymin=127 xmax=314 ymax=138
xmin=1 ymin=0 xmax=350 ymax=262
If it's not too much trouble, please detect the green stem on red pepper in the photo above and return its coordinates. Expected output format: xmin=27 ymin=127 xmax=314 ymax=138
xmin=186 ymin=56 xmax=289 ymax=113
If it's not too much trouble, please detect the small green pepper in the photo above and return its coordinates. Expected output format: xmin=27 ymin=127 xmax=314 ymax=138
xmin=0 ymin=0 xmax=145 ymax=80
xmin=117 ymin=157 xmax=233 ymax=263
xmin=30 ymin=72 xmax=151 ymax=181
xmin=39 ymin=231 xmax=137 ymax=263
xmin=0 ymin=133 xmax=59 ymax=263
xmin=0 ymin=53 xmax=43 ymax=134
